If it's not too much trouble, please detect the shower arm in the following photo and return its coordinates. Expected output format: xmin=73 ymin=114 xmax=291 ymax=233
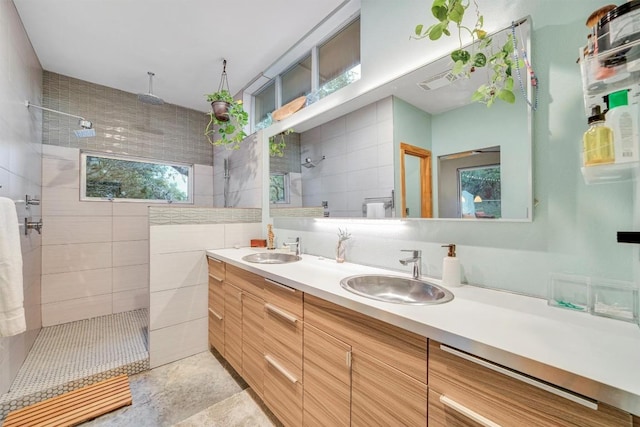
xmin=25 ymin=101 xmax=88 ymax=122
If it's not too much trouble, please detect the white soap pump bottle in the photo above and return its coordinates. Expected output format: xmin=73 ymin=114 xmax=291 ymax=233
xmin=441 ymin=244 xmax=461 ymax=287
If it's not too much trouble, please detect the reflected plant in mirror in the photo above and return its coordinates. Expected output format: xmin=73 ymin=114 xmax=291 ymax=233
xmin=413 ymin=0 xmax=524 ymax=106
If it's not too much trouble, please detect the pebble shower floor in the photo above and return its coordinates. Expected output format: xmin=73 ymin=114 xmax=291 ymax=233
xmin=0 ymin=309 xmax=149 ymax=421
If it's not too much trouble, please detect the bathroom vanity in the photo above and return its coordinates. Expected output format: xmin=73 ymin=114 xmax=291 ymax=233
xmin=206 ymin=248 xmax=640 ymax=426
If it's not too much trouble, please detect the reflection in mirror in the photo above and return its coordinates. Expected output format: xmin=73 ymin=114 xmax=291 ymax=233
xmin=268 ymin=18 xmax=532 ymax=221
xmin=438 ymin=147 xmax=501 ymax=218
xmin=400 ymin=143 xmax=432 ymax=218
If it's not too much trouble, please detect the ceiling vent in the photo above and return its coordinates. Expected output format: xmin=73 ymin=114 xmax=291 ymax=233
xmin=417 ymin=70 xmax=460 ymax=91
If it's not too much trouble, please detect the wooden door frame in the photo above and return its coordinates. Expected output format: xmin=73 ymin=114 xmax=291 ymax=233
xmin=399 ymin=142 xmax=432 ymax=218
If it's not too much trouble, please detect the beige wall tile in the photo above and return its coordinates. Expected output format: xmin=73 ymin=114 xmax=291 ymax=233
xmin=223 ymin=223 xmax=263 ymax=248
xmin=42 ymin=145 xmax=79 ymax=161
xmin=149 ymin=251 xmax=207 ymax=292
xmin=41 ymin=268 xmax=112 ymax=303
xmin=42 ymin=294 xmax=112 ymax=326
xmin=149 ymin=284 xmax=207 ymax=330
xmin=112 ymin=202 xmax=154 ymax=216
xmin=113 ymin=288 xmax=149 ymax=313
xmin=150 ymin=224 xmax=225 ymax=254
xmin=42 ymin=242 xmax=112 ymax=274
xmin=42 ymin=216 xmax=112 ymax=245
xmin=42 ymin=157 xmax=79 ymax=189
xmin=113 ymin=264 xmax=148 ymax=292
xmin=149 ymin=317 xmax=207 ymax=368
xmin=113 ymin=240 xmax=149 ymax=267
xmin=113 ymin=216 xmax=149 ymax=241
xmin=42 ymin=187 xmax=112 ymax=216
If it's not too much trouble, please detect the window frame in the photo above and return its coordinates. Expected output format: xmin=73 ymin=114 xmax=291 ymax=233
xmin=80 ymin=151 xmax=194 ymax=204
xmin=251 ymin=15 xmax=361 ymax=132
xmin=269 ymin=172 xmax=291 ymax=204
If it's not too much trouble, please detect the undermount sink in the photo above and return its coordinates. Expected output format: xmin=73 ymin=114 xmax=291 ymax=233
xmin=241 ymin=252 xmax=301 ymax=264
xmin=340 ymin=274 xmax=454 ymax=305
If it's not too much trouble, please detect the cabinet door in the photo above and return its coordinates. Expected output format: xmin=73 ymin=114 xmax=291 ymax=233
xmin=242 ymin=292 xmax=264 ymax=398
xmin=223 ymin=283 xmax=243 ymax=374
xmin=351 ymin=350 xmax=427 ymax=427
xmin=303 ymin=324 xmax=351 ymax=427
xmin=208 ymin=274 xmax=224 ymax=355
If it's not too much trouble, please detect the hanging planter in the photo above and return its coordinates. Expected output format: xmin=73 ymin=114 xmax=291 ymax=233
xmin=269 ymin=128 xmax=294 ymax=157
xmin=204 ymin=60 xmax=249 ymax=149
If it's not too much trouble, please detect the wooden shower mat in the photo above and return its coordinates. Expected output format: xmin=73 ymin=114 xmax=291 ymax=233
xmin=3 ymin=375 xmax=132 ymax=427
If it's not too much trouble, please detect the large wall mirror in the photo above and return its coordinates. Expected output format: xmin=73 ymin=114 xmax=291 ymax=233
xmin=267 ymin=18 xmax=532 ymax=222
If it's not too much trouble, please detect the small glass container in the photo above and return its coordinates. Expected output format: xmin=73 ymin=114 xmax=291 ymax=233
xmin=548 ymin=274 xmax=590 ymax=312
xmin=583 ymin=105 xmax=615 ymax=166
xmin=590 ymin=278 xmax=638 ymax=322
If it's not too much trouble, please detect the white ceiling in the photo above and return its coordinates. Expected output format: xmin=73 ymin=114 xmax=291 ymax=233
xmin=13 ymin=0 xmax=347 ymax=112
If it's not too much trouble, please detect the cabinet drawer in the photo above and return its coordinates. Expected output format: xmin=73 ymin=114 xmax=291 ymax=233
xmin=351 ymin=349 xmax=427 ymax=427
xmin=207 ymin=256 xmax=225 ymax=281
xmin=208 ymin=276 xmax=224 ymax=318
xmin=264 ymin=302 xmax=303 ymax=376
xmin=429 ymin=340 xmax=631 ymax=427
xmin=208 ymin=307 xmax=224 ymax=356
xmin=304 ymin=294 xmax=426 ymax=384
xmin=429 ymin=389 xmax=485 ymax=427
xmin=264 ymin=277 xmax=303 ymax=318
xmin=226 ymin=264 xmax=263 ymax=298
xmin=264 ymin=353 xmax=303 ymax=427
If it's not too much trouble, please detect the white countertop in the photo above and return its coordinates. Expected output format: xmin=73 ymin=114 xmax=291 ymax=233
xmin=207 ymin=247 xmax=640 ymax=415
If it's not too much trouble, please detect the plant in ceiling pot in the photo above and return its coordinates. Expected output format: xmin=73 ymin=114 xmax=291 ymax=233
xmin=204 ymin=60 xmax=249 ymax=149
xmin=413 ymin=0 xmax=530 ymax=107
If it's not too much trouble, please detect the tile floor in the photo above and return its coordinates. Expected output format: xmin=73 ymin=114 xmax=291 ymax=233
xmin=0 ymin=309 xmax=149 ymax=420
xmin=79 ymin=350 xmax=280 ymax=426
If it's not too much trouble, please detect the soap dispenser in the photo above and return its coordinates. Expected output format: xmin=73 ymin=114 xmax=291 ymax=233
xmin=441 ymin=244 xmax=461 ymax=287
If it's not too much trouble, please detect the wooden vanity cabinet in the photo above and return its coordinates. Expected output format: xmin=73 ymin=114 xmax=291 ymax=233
xmin=428 ymin=340 xmax=632 ymax=427
xmin=262 ymin=278 xmax=304 ymax=427
xmin=304 ymin=294 xmax=427 ymax=427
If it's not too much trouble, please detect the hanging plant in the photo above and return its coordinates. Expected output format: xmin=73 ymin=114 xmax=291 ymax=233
xmin=413 ymin=0 xmax=523 ymax=106
xmin=204 ymin=60 xmax=249 ymax=149
xmin=269 ymin=128 xmax=294 ymax=157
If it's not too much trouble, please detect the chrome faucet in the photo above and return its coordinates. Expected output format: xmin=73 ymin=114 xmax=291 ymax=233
xmin=399 ymin=249 xmax=422 ymax=279
xmin=283 ymin=237 xmax=302 ymax=256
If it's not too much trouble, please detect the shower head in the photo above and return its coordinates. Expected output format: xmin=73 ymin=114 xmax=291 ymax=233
xmin=74 ymin=119 xmax=95 ymax=138
xmin=302 ymin=155 xmax=326 ymax=168
xmin=25 ymin=101 xmax=95 ymax=138
xmin=137 ymin=72 xmax=164 ymax=105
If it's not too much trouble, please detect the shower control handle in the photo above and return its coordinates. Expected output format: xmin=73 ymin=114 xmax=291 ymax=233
xmin=24 ymin=217 xmax=43 ymax=235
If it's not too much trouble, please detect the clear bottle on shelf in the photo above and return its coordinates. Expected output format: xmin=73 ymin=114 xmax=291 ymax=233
xmin=583 ymin=105 xmax=615 ymax=166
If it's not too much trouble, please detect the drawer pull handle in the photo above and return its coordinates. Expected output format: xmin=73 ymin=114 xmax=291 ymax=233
xmin=439 ymin=344 xmax=598 ymax=410
xmin=207 ymin=257 xmax=222 ymax=263
xmin=209 ymin=274 xmax=224 ymax=283
xmin=439 ymin=395 xmax=501 ymax=427
xmin=265 ymin=354 xmax=298 ymax=383
xmin=208 ymin=308 xmax=222 ymax=320
xmin=265 ymin=278 xmax=296 ymax=292
xmin=265 ymin=303 xmax=297 ymax=323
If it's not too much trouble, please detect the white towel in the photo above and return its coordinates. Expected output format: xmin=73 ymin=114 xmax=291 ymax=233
xmin=366 ymin=202 xmax=385 ymax=219
xmin=0 ymin=197 xmax=26 ymax=337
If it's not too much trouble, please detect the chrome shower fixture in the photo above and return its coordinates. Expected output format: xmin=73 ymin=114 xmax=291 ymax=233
xmin=137 ymin=71 xmax=164 ymax=105
xmin=302 ymin=155 xmax=326 ymax=168
xmin=25 ymin=101 xmax=96 ymax=138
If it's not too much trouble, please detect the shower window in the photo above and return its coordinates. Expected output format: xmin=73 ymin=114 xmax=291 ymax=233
xmin=80 ymin=152 xmax=193 ymax=203
xmin=270 ymin=173 xmax=290 ymax=204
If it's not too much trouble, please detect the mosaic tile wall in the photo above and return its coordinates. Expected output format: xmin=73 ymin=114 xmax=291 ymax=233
xmin=270 ymin=207 xmax=324 ymax=218
xmin=149 ymin=207 xmax=262 ymax=225
xmin=42 ymin=71 xmax=213 ymax=166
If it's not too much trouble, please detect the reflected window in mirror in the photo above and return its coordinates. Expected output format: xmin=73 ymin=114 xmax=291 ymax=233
xmin=270 ymin=173 xmax=290 ymax=204
xmin=458 ymin=164 xmax=501 ymax=219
